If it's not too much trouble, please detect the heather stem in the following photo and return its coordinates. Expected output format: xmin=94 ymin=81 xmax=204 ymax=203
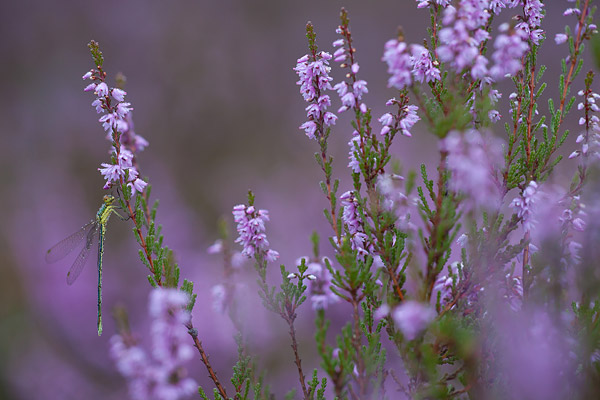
xmin=186 ymin=323 xmax=229 ymax=399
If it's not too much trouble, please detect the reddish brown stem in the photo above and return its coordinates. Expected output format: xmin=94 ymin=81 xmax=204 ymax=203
xmin=286 ymin=314 xmax=309 ymax=400
xmin=187 ymin=324 xmax=229 ymax=399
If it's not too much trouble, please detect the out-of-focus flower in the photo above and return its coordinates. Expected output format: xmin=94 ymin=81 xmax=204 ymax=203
xmin=437 ymin=2 xmax=491 ymax=79
xmin=296 ymin=256 xmax=338 ymax=310
xmin=110 ymin=288 xmax=197 ymax=400
xmin=555 ymin=33 xmax=568 ymax=44
xmin=503 ymin=273 xmax=523 ymax=312
xmin=392 ymin=301 xmax=436 ymax=340
xmin=211 ymin=284 xmax=227 ymax=313
xmin=376 ymin=173 xmax=415 ymax=232
xmin=207 ymin=239 xmax=223 ymax=254
xmin=382 ymin=40 xmax=414 ymax=90
xmin=510 ymin=181 xmax=539 ymax=231
xmin=442 ymin=129 xmax=503 ymax=210
xmin=433 ymin=261 xmax=461 ymax=308
xmin=374 ymin=304 xmax=390 ymax=320
xmin=490 ymin=23 xmax=529 ymax=79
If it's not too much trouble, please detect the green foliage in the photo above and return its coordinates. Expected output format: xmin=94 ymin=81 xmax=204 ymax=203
xmin=181 ymin=279 xmax=196 ymax=312
xmin=87 ymin=40 xmax=104 ymax=67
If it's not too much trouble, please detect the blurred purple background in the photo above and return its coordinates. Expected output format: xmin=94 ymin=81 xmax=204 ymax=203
xmin=0 ymin=1 xmax=594 ymax=398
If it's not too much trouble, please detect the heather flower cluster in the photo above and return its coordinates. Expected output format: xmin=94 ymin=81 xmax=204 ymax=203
xmin=570 ymin=85 xmax=600 ymax=162
xmin=382 ymin=40 xmax=440 ymax=90
xmin=437 ymin=1 xmax=492 ymax=79
xmin=83 ymin=66 xmax=148 ymax=194
xmin=555 ymin=0 xmax=597 ymax=46
xmin=339 ymin=191 xmax=371 ymax=256
xmin=232 ymin=204 xmax=279 ymax=262
xmin=379 ymin=101 xmax=420 ymax=137
xmin=332 ymin=31 xmax=369 ymax=114
xmin=110 ymin=289 xmax=196 ymax=400
xmin=294 ymin=49 xmax=337 ymax=140
xmin=515 ymin=0 xmax=545 ymax=44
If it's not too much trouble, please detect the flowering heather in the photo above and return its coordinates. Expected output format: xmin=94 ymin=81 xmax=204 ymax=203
xmin=232 ymin=203 xmax=279 ymax=262
xmin=570 ymin=77 xmax=600 ymax=162
xmin=331 ymin=27 xmax=369 ymax=115
xmin=41 ymin=3 xmax=600 ymax=400
xmin=382 ymin=41 xmax=441 ymax=89
xmin=437 ymin=1 xmax=491 ymax=79
xmin=83 ymin=59 xmax=148 ymax=195
xmin=110 ymin=289 xmax=196 ymax=400
xmin=294 ymin=49 xmax=337 ymax=140
xmin=339 ymin=190 xmax=370 ymax=255
xmin=515 ymin=0 xmax=544 ymax=44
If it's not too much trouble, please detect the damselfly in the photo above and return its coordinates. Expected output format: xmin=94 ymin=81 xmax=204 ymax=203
xmin=45 ymin=195 xmax=124 ymax=336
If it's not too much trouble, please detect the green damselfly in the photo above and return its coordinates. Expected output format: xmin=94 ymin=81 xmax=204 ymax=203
xmin=45 ymin=195 xmax=124 ymax=336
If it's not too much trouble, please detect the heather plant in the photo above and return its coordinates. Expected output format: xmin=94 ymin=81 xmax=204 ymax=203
xmin=58 ymin=1 xmax=600 ymax=399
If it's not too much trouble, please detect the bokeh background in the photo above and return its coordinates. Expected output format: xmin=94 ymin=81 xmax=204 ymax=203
xmin=0 ymin=1 xmax=597 ymax=399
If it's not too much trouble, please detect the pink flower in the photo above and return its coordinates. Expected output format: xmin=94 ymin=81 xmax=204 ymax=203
xmin=393 ymin=301 xmax=436 ymax=340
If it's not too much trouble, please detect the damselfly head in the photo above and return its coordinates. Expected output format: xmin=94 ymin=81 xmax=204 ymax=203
xmin=103 ymin=194 xmax=116 ymax=205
